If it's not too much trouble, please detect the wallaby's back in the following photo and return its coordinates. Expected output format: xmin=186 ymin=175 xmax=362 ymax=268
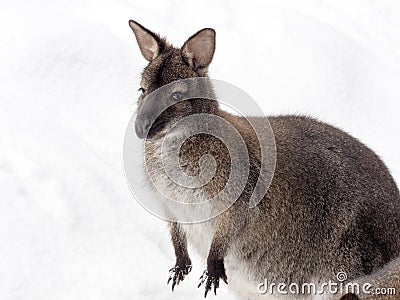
xmin=242 ymin=115 xmax=400 ymax=280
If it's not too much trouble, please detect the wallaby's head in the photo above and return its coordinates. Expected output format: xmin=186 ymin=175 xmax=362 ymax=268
xmin=129 ymin=20 xmax=218 ymax=140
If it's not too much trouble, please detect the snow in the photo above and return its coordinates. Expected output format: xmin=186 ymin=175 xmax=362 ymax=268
xmin=1 ymin=0 xmax=400 ymax=299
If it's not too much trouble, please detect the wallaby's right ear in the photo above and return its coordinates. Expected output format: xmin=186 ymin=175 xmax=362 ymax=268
xmin=181 ymin=28 xmax=216 ymax=71
xmin=129 ymin=20 xmax=163 ymax=61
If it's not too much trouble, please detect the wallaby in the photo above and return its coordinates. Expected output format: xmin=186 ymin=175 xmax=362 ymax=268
xmin=128 ymin=20 xmax=400 ymax=299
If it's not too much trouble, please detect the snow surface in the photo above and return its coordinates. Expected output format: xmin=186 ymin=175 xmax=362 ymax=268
xmin=1 ymin=0 xmax=400 ymax=299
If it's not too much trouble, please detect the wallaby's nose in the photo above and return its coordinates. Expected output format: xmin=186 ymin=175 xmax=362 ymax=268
xmin=135 ymin=117 xmax=151 ymax=139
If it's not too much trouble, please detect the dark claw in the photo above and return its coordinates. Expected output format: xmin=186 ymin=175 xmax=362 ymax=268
xmin=213 ymin=276 xmax=219 ymax=295
xmin=198 ymin=269 xmax=228 ymax=298
xmin=167 ymin=264 xmax=192 ymax=291
xmin=198 ymin=270 xmax=208 ymax=288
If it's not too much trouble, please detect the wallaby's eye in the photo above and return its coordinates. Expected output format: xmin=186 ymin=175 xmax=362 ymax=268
xmin=171 ymin=92 xmax=183 ymax=101
xmin=138 ymin=87 xmax=146 ymax=95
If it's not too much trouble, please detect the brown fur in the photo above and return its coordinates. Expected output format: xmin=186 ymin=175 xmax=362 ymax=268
xmin=129 ymin=21 xmax=400 ymax=299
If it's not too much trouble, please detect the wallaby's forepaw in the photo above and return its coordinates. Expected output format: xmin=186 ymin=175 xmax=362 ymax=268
xmin=197 ymin=260 xmax=228 ymax=297
xmin=167 ymin=264 xmax=192 ymax=291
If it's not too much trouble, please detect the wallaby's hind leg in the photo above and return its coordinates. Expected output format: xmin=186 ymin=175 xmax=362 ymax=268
xmin=339 ymin=293 xmax=360 ymax=300
xmin=167 ymin=222 xmax=192 ymax=291
xmin=198 ymin=203 xmax=246 ymax=297
xmin=338 ymin=293 xmax=398 ymax=300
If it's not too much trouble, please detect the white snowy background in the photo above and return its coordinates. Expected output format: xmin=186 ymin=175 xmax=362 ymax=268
xmin=1 ymin=0 xmax=400 ymax=299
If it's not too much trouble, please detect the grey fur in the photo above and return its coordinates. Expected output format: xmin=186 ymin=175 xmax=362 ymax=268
xmin=129 ymin=21 xmax=400 ymax=299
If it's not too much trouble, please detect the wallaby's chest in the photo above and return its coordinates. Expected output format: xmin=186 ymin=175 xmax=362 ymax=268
xmin=144 ymin=136 xmax=217 ymax=216
xmin=181 ymin=222 xmax=214 ymax=258
xmin=144 ymin=137 xmax=218 ymax=254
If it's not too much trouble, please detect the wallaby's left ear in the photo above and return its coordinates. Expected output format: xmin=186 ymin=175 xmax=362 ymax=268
xmin=129 ymin=20 xmax=163 ymax=61
xmin=181 ymin=28 xmax=216 ymax=71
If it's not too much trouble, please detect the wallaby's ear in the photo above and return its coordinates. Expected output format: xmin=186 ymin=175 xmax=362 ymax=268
xmin=129 ymin=20 xmax=162 ymax=61
xmin=181 ymin=28 xmax=216 ymax=71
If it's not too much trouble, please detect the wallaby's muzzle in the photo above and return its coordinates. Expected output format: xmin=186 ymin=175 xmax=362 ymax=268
xmin=134 ymin=89 xmax=171 ymax=140
xmin=135 ymin=103 xmax=159 ymax=140
xmin=134 ymin=116 xmax=150 ymax=139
